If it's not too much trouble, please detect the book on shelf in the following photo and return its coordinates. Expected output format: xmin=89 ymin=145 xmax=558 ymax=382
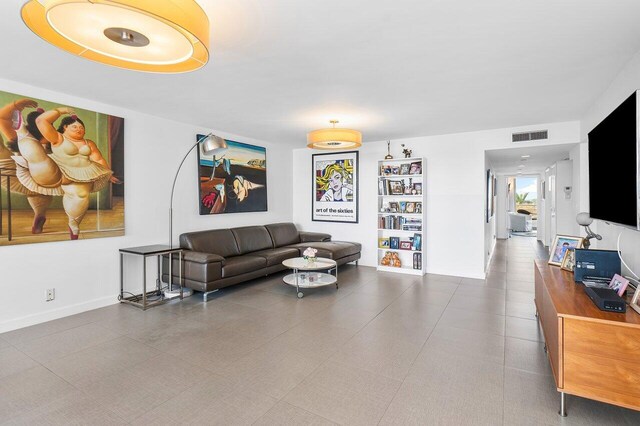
xmin=378 ymin=215 xmax=423 ymax=230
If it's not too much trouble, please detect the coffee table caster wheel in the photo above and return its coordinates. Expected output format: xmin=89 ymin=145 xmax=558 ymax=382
xmin=297 ymin=291 xmax=304 ymax=299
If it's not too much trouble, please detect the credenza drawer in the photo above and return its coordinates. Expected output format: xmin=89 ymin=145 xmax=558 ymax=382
xmin=564 ymin=351 xmax=640 ymax=410
xmin=564 ymin=318 xmax=640 ymax=362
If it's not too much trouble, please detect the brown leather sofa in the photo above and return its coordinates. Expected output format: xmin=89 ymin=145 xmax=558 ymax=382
xmin=163 ymin=222 xmax=361 ymax=299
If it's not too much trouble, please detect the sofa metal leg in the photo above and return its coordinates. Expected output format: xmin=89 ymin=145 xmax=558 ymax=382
xmin=202 ymin=289 xmax=219 ymax=302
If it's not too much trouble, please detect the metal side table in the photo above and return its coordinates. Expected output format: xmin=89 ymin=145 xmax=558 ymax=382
xmin=119 ymin=244 xmax=183 ymax=310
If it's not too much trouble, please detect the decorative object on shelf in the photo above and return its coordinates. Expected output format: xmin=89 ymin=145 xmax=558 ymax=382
xmin=388 ymin=180 xmax=404 ymax=195
xmin=400 ymin=241 xmax=412 ymax=250
xmin=378 ymin=237 xmax=390 ymax=248
xmin=307 ymin=120 xmax=362 ymax=149
xmin=401 ymin=144 xmax=412 ymax=158
xmin=197 ymin=136 xmax=266 ymax=215
xmin=384 ymin=140 xmax=393 ymax=159
xmin=21 ymin=0 xmax=210 ymax=73
xmin=0 ymin=89 xmax=124 ymax=246
xmin=414 ymin=182 xmax=422 ymax=194
xmin=548 ymin=235 xmax=584 ymax=266
xmin=576 ymin=212 xmax=602 ymax=249
xmin=380 ymin=251 xmax=401 ymax=267
xmin=390 ymin=237 xmax=400 ymax=249
xmin=312 ymin=151 xmax=359 ymax=223
xmin=409 ymin=162 xmax=422 ymax=174
xmin=609 ymin=274 xmax=629 ymax=297
xmin=412 ymin=233 xmax=422 ymax=251
xmin=560 ymin=248 xmax=576 ymax=272
xmin=171 ymin=133 xmax=227 ymax=247
xmin=303 ymin=247 xmax=318 ymax=265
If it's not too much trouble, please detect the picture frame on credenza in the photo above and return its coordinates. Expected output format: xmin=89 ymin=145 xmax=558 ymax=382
xmin=631 ymin=286 xmax=640 ymax=315
xmin=548 ymin=235 xmax=584 ymax=266
xmin=560 ymin=248 xmax=576 ymax=272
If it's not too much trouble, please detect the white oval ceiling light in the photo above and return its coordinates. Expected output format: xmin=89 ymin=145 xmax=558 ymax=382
xmin=307 ymin=120 xmax=362 ymax=150
xmin=21 ymin=0 xmax=210 ymax=73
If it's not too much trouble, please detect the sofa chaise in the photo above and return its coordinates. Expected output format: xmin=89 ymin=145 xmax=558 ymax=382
xmin=163 ymin=222 xmax=361 ymax=300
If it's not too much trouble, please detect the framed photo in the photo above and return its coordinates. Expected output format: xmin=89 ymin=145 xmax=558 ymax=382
xmin=389 ymin=202 xmax=399 ymax=212
xmin=398 ymin=201 xmax=406 ymax=213
xmin=412 ymin=232 xmax=422 ymax=251
xmin=415 ymin=202 xmax=422 ymax=214
xmin=390 ymin=237 xmax=400 ymax=249
xmin=413 ymin=182 xmax=422 ymax=194
xmin=382 ymin=165 xmax=391 ymax=176
xmin=548 ymin=235 xmax=584 ymax=266
xmin=388 ymin=180 xmax=404 ymax=195
xmin=609 ymin=274 xmax=629 ymax=297
xmin=406 ymin=202 xmax=415 ymax=213
xmin=400 ymin=163 xmax=411 ymax=175
xmin=198 ymin=136 xmax=267 ymax=215
xmin=312 ymin=151 xmax=358 ymax=223
xmin=560 ymin=248 xmax=576 ymax=272
xmin=378 ymin=237 xmax=390 ymax=248
xmin=391 ymin=165 xmax=400 ymax=175
xmin=400 ymin=241 xmax=412 ymax=250
xmin=409 ymin=162 xmax=422 ymax=175
xmin=631 ymin=287 xmax=640 ymax=315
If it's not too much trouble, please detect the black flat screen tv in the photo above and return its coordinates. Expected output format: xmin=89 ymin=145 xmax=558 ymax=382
xmin=588 ymin=91 xmax=640 ymax=230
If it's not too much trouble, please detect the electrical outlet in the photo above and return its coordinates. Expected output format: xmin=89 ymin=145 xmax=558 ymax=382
xmin=46 ymin=288 xmax=55 ymax=302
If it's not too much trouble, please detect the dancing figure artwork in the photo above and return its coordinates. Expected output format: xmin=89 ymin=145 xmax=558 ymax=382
xmin=0 ymin=90 xmax=124 ymax=245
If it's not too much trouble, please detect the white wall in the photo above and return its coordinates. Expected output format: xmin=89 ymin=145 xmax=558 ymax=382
xmin=554 ymin=160 xmax=577 ymax=236
xmin=495 ymin=176 xmax=509 ymax=239
xmin=292 ymin=121 xmax=581 ymax=279
xmin=0 ymin=78 xmax=293 ymax=333
xmin=580 ymin=48 xmax=640 ymax=278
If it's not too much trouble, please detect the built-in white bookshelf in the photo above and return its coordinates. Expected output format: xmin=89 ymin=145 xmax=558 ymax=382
xmin=377 ymin=157 xmax=426 ymax=275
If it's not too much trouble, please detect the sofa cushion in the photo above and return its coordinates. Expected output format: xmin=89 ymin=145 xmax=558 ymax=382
xmin=180 ymin=229 xmax=240 ymax=258
xmin=251 ymin=247 xmax=300 ymax=266
xmin=222 ymin=255 xmax=267 ymax=278
xmin=265 ymin=223 xmax=300 ymax=247
xmin=231 ymin=226 xmax=273 ymax=254
xmin=287 ymin=241 xmax=361 ymax=260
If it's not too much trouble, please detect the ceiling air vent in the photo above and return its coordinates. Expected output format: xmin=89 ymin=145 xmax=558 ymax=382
xmin=512 ymin=130 xmax=548 ymax=143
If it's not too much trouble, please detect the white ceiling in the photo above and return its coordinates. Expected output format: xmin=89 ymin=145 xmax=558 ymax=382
xmin=3 ymin=0 xmax=640 ymax=145
xmin=486 ymin=143 xmax=576 ymax=175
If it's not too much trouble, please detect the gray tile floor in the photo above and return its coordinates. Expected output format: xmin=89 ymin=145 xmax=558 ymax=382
xmin=1 ymin=237 xmax=640 ymax=424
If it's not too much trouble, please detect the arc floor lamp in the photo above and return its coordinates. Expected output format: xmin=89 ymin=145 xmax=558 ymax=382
xmin=169 ymin=133 xmax=227 ymax=248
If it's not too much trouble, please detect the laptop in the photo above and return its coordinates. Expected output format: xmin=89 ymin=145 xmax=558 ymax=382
xmin=574 ymin=249 xmax=621 ymax=283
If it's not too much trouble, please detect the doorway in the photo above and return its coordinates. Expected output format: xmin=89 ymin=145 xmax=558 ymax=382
xmin=507 ymin=176 xmax=538 ymax=238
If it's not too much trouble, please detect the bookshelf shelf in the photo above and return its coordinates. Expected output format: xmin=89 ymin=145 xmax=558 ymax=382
xmin=377 ymin=157 xmax=425 ymax=275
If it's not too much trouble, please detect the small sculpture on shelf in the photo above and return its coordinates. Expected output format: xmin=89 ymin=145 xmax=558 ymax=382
xmin=380 ymin=251 xmax=401 ymax=268
xmin=401 ymin=144 xmax=412 ymax=158
xmin=384 ymin=140 xmax=393 ymax=159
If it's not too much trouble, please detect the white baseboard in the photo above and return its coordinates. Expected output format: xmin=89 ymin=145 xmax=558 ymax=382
xmin=0 ymin=296 xmax=117 ymax=334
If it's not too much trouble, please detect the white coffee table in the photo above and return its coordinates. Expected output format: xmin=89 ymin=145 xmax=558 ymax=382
xmin=282 ymin=257 xmax=338 ymax=298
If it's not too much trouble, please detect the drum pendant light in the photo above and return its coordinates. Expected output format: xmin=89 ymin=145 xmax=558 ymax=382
xmin=21 ymin=0 xmax=210 ymax=73
xmin=307 ymin=120 xmax=362 ymax=150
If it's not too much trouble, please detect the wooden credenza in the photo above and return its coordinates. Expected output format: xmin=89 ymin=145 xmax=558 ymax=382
xmin=534 ymin=260 xmax=640 ymax=415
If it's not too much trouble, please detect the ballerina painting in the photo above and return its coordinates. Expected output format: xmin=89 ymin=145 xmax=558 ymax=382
xmin=0 ymin=90 xmax=124 ymax=246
